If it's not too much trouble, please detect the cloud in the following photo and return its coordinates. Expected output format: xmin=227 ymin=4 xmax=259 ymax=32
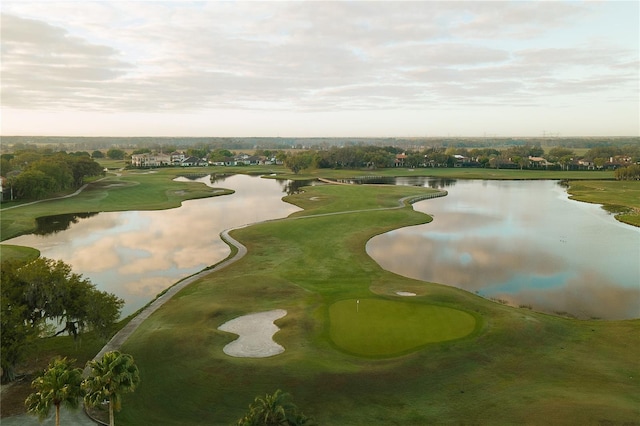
xmin=1 ymin=1 xmax=638 ymax=135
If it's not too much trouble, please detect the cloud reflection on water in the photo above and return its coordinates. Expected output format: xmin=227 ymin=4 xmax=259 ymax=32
xmin=368 ymin=180 xmax=640 ymax=320
xmin=4 ymin=175 xmax=300 ymax=317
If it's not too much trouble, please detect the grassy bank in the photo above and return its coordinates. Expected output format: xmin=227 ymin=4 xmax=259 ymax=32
xmin=2 ymin=167 xmax=636 ymax=423
xmin=566 ymin=180 xmax=640 ymax=227
xmin=117 ymin=183 xmax=639 ymax=425
xmin=0 ymin=165 xmax=619 ymax=242
xmin=0 ymin=244 xmax=40 ymax=263
xmin=0 ymin=168 xmax=232 ymax=241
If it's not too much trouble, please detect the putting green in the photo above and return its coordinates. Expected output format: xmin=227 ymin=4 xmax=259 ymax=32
xmin=329 ymin=298 xmax=477 ymax=356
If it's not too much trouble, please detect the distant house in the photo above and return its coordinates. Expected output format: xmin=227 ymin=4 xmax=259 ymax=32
xmin=258 ymin=156 xmax=275 ymax=165
xmin=131 ymin=153 xmax=171 ymax=167
xmin=211 ymin=155 xmax=280 ymax=166
xmin=528 ymin=156 xmax=553 ymax=168
xmin=603 ymin=156 xmax=633 ymax=170
xmin=245 ymin=155 xmax=261 ymax=165
xmin=394 ymin=153 xmax=407 ymax=167
xmin=180 ymin=156 xmax=208 ymax=167
xmin=578 ymin=159 xmax=595 ymax=170
xmin=453 ymin=154 xmax=469 ymax=167
xmin=171 ymin=151 xmax=186 ymax=165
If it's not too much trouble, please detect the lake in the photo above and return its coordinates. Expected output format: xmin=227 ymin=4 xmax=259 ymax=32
xmin=4 ymin=174 xmax=301 ymax=317
xmin=4 ymin=175 xmax=638 ymax=320
xmin=366 ymin=178 xmax=640 ymax=320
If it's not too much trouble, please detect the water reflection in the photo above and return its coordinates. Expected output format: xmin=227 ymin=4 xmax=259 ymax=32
xmin=4 ymin=175 xmax=300 ymax=317
xmin=277 ymin=179 xmax=320 ymax=195
xmin=34 ymin=212 xmax=99 ymax=235
xmin=367 ymin=180 xmax=640 ymax=320
xmin=339 ymin=176 xmax=456 ymax=189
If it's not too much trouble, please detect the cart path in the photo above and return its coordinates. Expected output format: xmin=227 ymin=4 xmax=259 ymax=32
xmin=1 ymin=182 xmax=446 ymax=424
xmin=87 ymin=186 xmax=446 ymax=365
xmin=82 ymin=226 xmax=248 ymax=373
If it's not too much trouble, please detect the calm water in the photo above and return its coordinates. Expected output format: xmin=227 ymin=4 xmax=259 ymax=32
xmin=4 ymin=174 xmax=300 ymax=317
xmin=4 ymin=176 xmax=638 ymax=320
xmin=367 ymin=179 xmax=640 ymax=320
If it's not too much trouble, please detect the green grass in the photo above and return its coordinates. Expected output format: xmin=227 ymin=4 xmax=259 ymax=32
xmin=116 ymin=182 xmax=639 ymax=425
xmin=567 ymin=180 xmax=640 ymax=226
xmin=329 ymin=299 xmax=477 ymax=356
xmin=2 ymin=166 xmax=637 ymax=424
xmin=0 ymin=244 xmax=40 ymax=263
xmin=0 ymin=167 xmax=232 ymax=241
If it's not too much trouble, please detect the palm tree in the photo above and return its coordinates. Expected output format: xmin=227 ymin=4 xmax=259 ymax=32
xmin=82 ymin=351 xmax=140 ymax=426
xmin=237 ymin=389 xmax=314 ymax=426
xmin=25 ymin=357 xmax=83 ymax=426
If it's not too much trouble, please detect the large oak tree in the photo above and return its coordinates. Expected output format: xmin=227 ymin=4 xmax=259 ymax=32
xmin=0 ymin=258 xmax=123 ymax=382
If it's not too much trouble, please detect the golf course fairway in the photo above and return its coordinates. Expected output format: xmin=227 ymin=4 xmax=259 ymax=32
xmin=113 ymin=180 xmax=638 ymax=425
xmin=3 ymin=172 xmax=628 ymax=425
xmin=330 ymin=299 xmax=476 ymax=356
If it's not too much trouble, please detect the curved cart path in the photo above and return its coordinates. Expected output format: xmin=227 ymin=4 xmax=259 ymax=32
xmin=83 ymin=227 xmax=248 ymax=373
xmin=88 ymin=185 xmax=446 ymax=364
xmin=1 ymin=181 xmax=445 ymax=425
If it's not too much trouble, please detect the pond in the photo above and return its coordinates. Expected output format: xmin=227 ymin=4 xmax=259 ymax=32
xmin=4 ymin=174 xmax=301 ymax=317
xmin=366 ymin=179 xmax=640 ymax=320
xmin=4 ymin=175 xmax=638 ymax=321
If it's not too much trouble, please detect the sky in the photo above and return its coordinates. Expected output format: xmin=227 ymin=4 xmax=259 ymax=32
xmin=1 ymin=1 xmax=638 ymax=137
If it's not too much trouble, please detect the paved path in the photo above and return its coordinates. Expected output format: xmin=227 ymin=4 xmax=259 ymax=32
xmin=1 ymin=407 xmax=98 ymax=426
xmin=83 ymin=226 xmax=249 ymax=374
xmin=1 ymin=184 xmax=89 ymax=211
xmin=1 ymin=171 xmax=120 ymax=211
xmin=1 ymin=228 xmax=249 ymax=426
xmin=2 ymin=180 xmax=445 ymax=424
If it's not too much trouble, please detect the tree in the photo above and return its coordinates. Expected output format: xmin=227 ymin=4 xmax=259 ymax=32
xmin=25 ymin=357 xmax=84 ymax=426
xmin=547 ymin=147 xmax=574 ymax=163
xmin=237 ymin=389 xmax=314 ymax=426
xmin=615 ymin=164 xmax=640 ymax=180
xmin=106 ymin=148 xmax=126 ymax=160
xmin=92 ymin=150 xmax=105 ymax=159
xmin=13 ymin=169 xmax=57 ymax=199
xmin=284 ymin=152 xmax=313 ymax=174
xmin=30 ymin=158 xmax=74 ymax=192
xmin=83 ymin=351 xmax=140 ymax=426
xmin=0 ymin=258 xmax=124 ymax=382
xmin=67 ymin=155 xmax=104 ymax=186
xmin=1 ymin=261 xmax=39 ymax=382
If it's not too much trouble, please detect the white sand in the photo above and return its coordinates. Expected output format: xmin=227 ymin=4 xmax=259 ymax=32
xmin=218 ymin=309 xmax=287 ymax=358
xmin=396 ymin=291 xmax=417 ymax=296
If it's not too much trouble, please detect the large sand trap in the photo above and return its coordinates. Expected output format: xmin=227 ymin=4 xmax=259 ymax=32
xmin=218 ymin=309 xmax=287 ymax=358
xmin=396 ymin=291 xmax=417 ymax=296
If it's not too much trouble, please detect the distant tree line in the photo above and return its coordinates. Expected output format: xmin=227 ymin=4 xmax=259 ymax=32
xmin=2 ymin=136 xmax=638 ymax=153
xmin=1 ymin=148 xmax=104 ymax=201
xmin=279 ymin=144 xmax=640 ymax=174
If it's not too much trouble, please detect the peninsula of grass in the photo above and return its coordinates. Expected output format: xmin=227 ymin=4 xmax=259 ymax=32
xmin=0 ymin=167 xmax=232 ymax=241
xmin=116 ymin=182 xmax=639 ymax=425
xmin=567 ymin=180 xmax=640 ymax=227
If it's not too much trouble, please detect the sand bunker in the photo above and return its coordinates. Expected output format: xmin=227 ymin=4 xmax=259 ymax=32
xmin=218 ymin=309 xmax=287 ymax=358
xmin=396 ymin=291 xmax=417 ymax=296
